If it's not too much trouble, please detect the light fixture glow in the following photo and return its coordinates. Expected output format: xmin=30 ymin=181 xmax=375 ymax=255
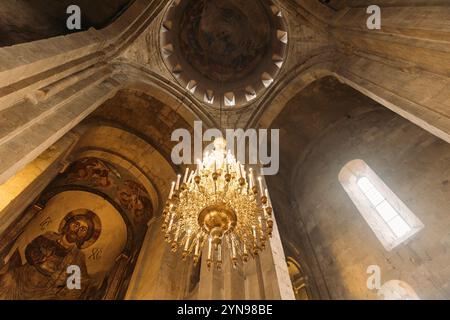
xmin=162 ymin=138 xmax=273 ymax=270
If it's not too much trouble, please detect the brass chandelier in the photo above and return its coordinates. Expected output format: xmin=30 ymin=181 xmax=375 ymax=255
xmin=161 ymin=138 xmax=274 ymax=270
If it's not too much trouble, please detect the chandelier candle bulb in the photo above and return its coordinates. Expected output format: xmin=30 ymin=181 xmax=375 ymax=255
xmin=231 ymin=238 xmax=238 ymax=266
xmin=249 ymin=168 xmax=254 ymax=189
xmin=217 ymin=242 xmax=222 ymax=259
xmin=167 ymin=213 xmax=175 ymax=233
xmin=258 ymin=216 xmax=264 ymax=231
xmin=187 ymin=170 xmax=195 ymax=184
xmin=194 ymin=236 xmax=200 ymax=256
xmin=258 ymin=177 xmax=264 ymax=194
xmin=264 ymin=189 xmax=273 ymax=214
xmin=184 ymin=230 xmax=192 ymax=252
xmin=265 ymin=188 xmax=270 ymax=202
xmin=183 ymin=168 xmax=189 ymax=184
xmin=216 ymin=243 xmax=223 ymax=271
xmin=176 ymin=174 xmax=181 ymax=190
xmin=207 ymin=237 xmax=213 ymax=268
xmin=169 ymin=181 xmax=175 ymax=199
xmin=252 ymin=225 xmax=258 ymax=251
xmin=231 ymin=239 xmax=237 ymax=257
xmin=243 ymin=243 xmax=249 ymax=262
xmin=174 ymin=224 xmax=181 ymax=242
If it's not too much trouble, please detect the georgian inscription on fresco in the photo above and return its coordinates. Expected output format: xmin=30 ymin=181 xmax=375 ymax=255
xmin=88 ymin=248 xmax=103 ymax=261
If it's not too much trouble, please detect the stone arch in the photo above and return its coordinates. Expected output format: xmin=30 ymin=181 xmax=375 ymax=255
xmin=71 ymin=124 xmax=176 ymax=214
xmin=255 ymin=61 xmax=450 ymax=145
xmin=115 ymin=65 xmax=218 ymax=128
xmin=266 ymin=75 xmax=450 ymax=299
xmin=73 ymin=149 xmax=159 ymax=214
xmin=252 ymin=62 xmax=336 ymax=128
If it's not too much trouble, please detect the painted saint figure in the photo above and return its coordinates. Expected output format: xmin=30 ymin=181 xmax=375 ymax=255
xmin=0 ymin=210 xmax=101 ymax=300
xmin=68 ymin=158 xmax=112 ymax=188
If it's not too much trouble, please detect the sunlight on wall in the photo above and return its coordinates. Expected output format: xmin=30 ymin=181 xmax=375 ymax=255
xmin=0 ymin=136 xmax=75 ymax=234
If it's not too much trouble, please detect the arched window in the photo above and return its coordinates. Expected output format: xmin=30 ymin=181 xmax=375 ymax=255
xmin=286 ymin=257 xmax=310 ymax=300
xmin=339 ymin=160 xmax=424 ymax=251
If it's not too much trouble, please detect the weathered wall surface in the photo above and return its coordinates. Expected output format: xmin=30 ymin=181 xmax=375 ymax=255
xmin=88 ymin=89 xmax=193 ymax=160
xmin=330 ymin=1 xmax=450 ymax=144
xmin=268 ymin=77 xmax=450 ymax=299
xmin=0 ymin=0 xmax=134 ymax=47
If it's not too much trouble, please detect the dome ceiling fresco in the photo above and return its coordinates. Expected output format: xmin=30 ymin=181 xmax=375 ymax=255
xmin=161 ymin=0 xmax=288 ymax=109
xmin=178 ymin=0 xmax=271 ymax=83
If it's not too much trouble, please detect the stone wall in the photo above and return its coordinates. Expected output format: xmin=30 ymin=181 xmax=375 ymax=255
xmin=268 ymin=77 xmax=450 ymax=299
xmin=0 ymin=0 xmax=134 ymax=47
xmin=88 ymin=89 xmax=193 ymax=160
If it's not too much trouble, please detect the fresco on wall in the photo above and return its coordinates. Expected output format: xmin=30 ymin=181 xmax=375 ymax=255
xmin=0 ymin=157 xmax=152 ymax=300
xmin=0 ymin=209 xmax=101 ymax=300
xmin=117 ymin=180 xmax=151 ymax=225
xmin=68 ymin=158 xmax=113 ymax=187
xmin=0 ymin=190 xmax=128 ymax=300
xmin=63 ymin=158 xmax=153 ymax=227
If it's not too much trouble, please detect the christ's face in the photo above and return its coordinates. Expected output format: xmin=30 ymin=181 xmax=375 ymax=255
xmin=65 ymin=218 xmax=90 ymax=244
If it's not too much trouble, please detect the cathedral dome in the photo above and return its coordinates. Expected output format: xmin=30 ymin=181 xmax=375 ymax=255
xmin=160 ymin=0 xmax=288 ymax=109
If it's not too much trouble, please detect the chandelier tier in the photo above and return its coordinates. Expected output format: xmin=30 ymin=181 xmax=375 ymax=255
xmin=161 ymin=138 xmax=274 ymax=271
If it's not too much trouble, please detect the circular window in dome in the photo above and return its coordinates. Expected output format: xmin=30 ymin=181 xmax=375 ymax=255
xmin=160 ymin=0 xmax=288 ymax=109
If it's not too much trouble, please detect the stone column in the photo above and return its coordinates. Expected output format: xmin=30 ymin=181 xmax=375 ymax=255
xmin=103 ymin=254 xmax=131 ymax=300
xmin=125 ymin=217 xmax=191 ymax=300
xmin=197 ymin=247 xmax=224 ymax=300
xmin=196 ymin=212 xmax=295 ymax=300
xmin=257 ymin=214 xmax=296 ymax=300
